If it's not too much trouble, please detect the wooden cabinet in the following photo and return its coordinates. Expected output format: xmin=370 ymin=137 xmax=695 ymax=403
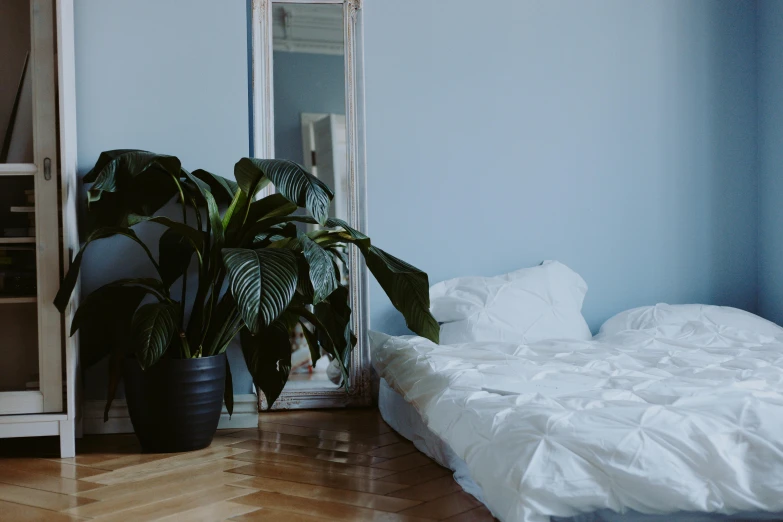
xmin=0 ymin=0 xmax=78 ymax=457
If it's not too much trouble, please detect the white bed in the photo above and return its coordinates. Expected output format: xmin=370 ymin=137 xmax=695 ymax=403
xmin=372 ymin=304 xmax=783 ymax=522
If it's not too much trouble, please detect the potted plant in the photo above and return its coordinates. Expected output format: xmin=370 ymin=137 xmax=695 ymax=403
xmin=55 ymin=150 xmax=439 ymax=453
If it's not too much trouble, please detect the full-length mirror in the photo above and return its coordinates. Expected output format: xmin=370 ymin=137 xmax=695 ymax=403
xmin=252 ymin=0 xmax=369 ymax=408
xmin=275 ymin=2 xmax=347 ymax=392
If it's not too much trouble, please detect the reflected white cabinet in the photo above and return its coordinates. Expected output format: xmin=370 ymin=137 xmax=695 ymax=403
xmin=0 ymin=0 xmax=79 ymax=458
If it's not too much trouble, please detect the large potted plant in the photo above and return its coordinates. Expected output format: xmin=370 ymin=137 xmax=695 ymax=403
xmin=55 ymin=150 xmax=439 ymax=452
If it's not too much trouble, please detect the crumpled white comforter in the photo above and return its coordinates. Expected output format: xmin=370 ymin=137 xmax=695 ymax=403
xmin=371 ymin=305 xmax=783 ymax=522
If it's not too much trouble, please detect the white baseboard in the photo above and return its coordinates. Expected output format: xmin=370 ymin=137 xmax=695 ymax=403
xmin=82 ymin=394 xmax=259 ymax=435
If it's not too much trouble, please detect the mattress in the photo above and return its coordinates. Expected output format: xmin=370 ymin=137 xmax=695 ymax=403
xmin=379 ymin=378 xmax=485 ymax=502
xmin=372 ymin=304 xmax=783 ymax=522
xmin=378 ymin=378 xmax=783 ymax=522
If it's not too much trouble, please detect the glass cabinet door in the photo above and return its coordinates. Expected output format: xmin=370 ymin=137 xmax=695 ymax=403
xmin=0 ymin=0 xmax=62 ymax=415
xmin=1 ymin=0 xmax=33 ymax=165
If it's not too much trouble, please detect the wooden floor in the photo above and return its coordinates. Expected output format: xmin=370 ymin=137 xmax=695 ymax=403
xmin=0 ymin=408 xmax=495 ymax=521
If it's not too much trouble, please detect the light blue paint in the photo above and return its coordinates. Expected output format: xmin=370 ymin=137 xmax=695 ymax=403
xmin=757 ymin=1 xmax=783 ymax=324
xmin=73 ymin=0 xmax=252 ymax=398
xmin=73 ymin=0 xmax=763 ymax=400
xmin=363 ymin=0 xmax=758 ymax=333
xmin=273 ymin=51 xmax=346 ymax=164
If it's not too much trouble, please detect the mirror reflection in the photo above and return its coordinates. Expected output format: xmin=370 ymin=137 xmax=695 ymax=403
xmin=273 ymin=2 xmax=348 ymax=390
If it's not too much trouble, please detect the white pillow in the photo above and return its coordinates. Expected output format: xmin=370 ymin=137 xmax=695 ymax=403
xmin=598 ymin=303 xmax=783 ymax=337
xmin=429 ymin=261 xmax=592 ymax=345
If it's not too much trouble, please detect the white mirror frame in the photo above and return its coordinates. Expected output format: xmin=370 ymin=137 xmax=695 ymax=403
xmin=250 ymin=0 xmax=370 ymax=409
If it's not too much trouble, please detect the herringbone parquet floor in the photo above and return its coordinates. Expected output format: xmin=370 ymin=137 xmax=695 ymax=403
xmin=0 ymin=408 xmax=496 ymax=521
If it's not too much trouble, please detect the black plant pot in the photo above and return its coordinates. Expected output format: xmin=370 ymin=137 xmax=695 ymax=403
xmin=123 ymin=353 xmax=226 ymax=453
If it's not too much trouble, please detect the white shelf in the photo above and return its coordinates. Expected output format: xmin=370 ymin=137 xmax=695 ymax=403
xmin=0 ymin=164 xmax=37 ymax=176
xmin=0 ymin=391 xmax=44 ymax=415
xmin=0 ymin=413 xmax=68 ymax=424
xmin=0 ymin=297 xmax=37 ymax=304
xmin=0 ymin=237 xmax=35 ymax=244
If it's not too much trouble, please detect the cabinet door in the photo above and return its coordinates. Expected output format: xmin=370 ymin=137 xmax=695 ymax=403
xmin=313 ymin=114 xmax=347 ymax=220
xmin=0 ymin=0 xmax=62 ymax=415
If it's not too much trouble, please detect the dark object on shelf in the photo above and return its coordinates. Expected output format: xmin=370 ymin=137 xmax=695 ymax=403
xmin=0 ymin=271 xmax=36 ymax=295
xmin=123 ymin=353 xmax=226 ymax=453
xmin=3 ymin=228 xmax=29 ymax=237
xmin=1 ymin=52 xmax=30 ymax=163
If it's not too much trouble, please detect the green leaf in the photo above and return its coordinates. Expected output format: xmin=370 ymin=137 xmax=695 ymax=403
xmin=222 ymin=190 xmax=248 ymax=241
xmin=300 ymin=234 xmax=338 ymax=305
xmin=123 ymin=166 xmax=180 ymax=218
xmin=224 ymin=360 xmax=234 ymax=417
xmin=158 ymin=229 xmax=195 ymax=288
xmin=221 ymin=248 xmax=299 ymax=334
xmin=190 ymin=169 xmax=238 ymax=206
xmin=240 ymin=321 xmax=292 ymax=409
xmin=181 ymin=169 xmax=226 ymax=344
xmin=363 ymin=246 xmax=440 ymax=343
xmin=54 ymin=227 xmax=162 ymax=313
xmin=83 ymin=149 xmax=137 ymax=182
xmin=295 ymin=255 xmax=316 ymax=304
xmin=84 ymin=150 xmax=181 ymax=185
xmin=84 ymin=150 xmax=182 ymax=227
xmin=252 ymin=223 xmax=298 ymax=249
xmin=181 ymin=169 xmax=224 ymax=251
xmin=293 ymin=306 xmax=350 ymax=387
xmin=266 ymin=236 xmax=300 ymax=250
xmin=71 ymin=277 xmax=167 ymax=337
xmin=203 ymin=294 xmax=240 ymax=356
xmin=327 ymin=246 xmax=350 ymax=274
xmin=129 ymin=215 xmax=204 ymax=257
xmin=234 ymin=158 xmax=271 ymax=196
xmin=72 ymin=284 xmax=150 ymax=368
xmin=235 ymin=158 xmax=334 ymax=225
xmin=323 ymin=218 xmax=439 ymax=344
xmin=299 ymin=319 xmax=321 ymax=366
xmin=242 ymin=215 xmax=318 ymax=246
xmin=314 ymin=286 xmax=354 ymax=378
xmin=226 ymin=193 xmax=297 ymax=249
xmin=132 ymin=302 xmax=178 ymax=369
xmin=246 ymin=193 xmax=298 ymax=224
xmin=325 ymin=218 xmax=370 ymax=249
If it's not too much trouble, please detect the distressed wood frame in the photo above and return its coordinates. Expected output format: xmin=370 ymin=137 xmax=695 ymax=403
xmin=250 ymin=0 xmax=370 ymax=409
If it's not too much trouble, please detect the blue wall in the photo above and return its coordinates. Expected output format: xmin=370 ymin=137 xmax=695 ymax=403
xmin=363 ymin=0 xmax=759 ymax=333
xmin=73 ymin=0 xmax=762 ymax=399
xmin=758 ymin=1 xmax=783 ymax=324
xmin=273 ymin=51 xmax=346 ymax=164
xmin=74 ymin=0 xmax=253 ymax=398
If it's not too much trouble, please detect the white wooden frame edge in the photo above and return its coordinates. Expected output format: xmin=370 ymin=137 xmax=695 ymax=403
xmin=57 ymin=0 xmax=80 ymax=457
xmin=0 ymin=0 xmax=79 ymax=458
xmin=251 ymin=0 xmax=370 ymax=410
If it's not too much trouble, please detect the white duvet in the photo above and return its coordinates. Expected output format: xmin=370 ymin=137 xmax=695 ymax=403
xmin=372 ymin=304 xmax=783 ymax=522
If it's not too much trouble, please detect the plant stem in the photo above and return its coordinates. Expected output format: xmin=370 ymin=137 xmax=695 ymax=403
xmin=179 ymin=332 xmax=191 ymax=358
xmin=218 ymin=316 xmax=244 ymax=354
xmin=172 ymin=172 xmax=188 ymax=331
xmin=199 ymin=268 xmax=226 ymax=353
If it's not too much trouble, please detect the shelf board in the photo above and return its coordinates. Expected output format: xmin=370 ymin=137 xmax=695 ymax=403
xmin=0 ymin=164 xmax=37 ymax=176
xmin=0 ymin=297 xmax=37 ymax=304
xmin=0 ymin=237 xmax=35 ymax=244
xmin=0 ymin=413 xmax=68 ymax=424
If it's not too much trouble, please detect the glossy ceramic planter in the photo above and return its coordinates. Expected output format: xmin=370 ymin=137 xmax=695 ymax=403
xmin=123 ymin=353 xmax=226 ymax=453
